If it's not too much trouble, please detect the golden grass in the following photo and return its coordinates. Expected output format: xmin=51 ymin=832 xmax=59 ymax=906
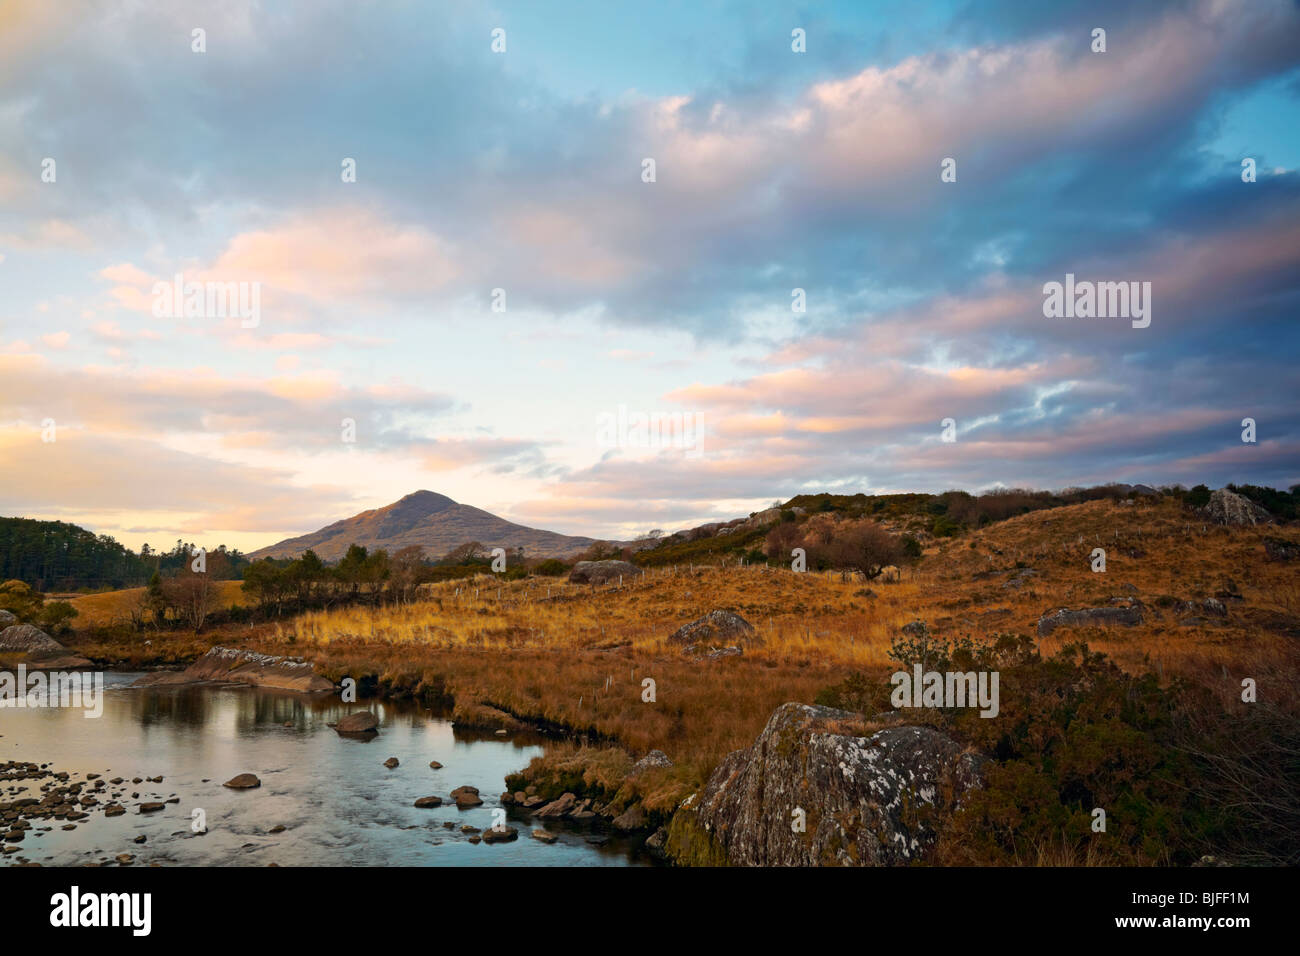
xmin=66 ymin=579 xmax=247 ymax=626
xmin=65 ymin=499 xmax=1300 ymax=800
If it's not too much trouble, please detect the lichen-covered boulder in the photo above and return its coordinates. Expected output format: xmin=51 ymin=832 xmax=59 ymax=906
xmin=668 ymin=702 xmax=984 ymax=866
xmin=0 ymin=624 xmax=64 ymax=654
xmin=669 ymin=609 xmax=760 ymax=649
xmin=629 ymin=750 xmax=673 ymax=776
xmin=567 ymin=560 xmax=641 ymax=585
xmin=1204 ymin=489 xmax=1272 ymax=526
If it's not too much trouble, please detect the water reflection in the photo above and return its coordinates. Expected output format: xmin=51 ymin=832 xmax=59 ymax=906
xmin=1 ymin=674 xmax=648 ymax=867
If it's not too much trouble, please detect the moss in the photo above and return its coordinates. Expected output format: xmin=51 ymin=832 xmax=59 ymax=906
xmin=665 ymin=810 xmax=730 ymax=866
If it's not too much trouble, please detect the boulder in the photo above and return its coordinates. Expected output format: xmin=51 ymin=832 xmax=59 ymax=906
xmin=629 ymin=750 xmax=673 ymax=776
xmin=669 ymin=610 xmax=760 ymax=648
xmin=414 ymin=796 xmax=443 ymax=809
xmin=450 ymin=785 xmax=483 ymax=809
xmin=644 ymin=827 xmax=669 ymax=859
xmin=567 ymin=560 xmax=641 ymax=585
xmin=335 ymin=711 xmax=380 ymax=735
xmin=670 ymin=702 xmax=984 ymax=867
xmin=133 ymin=646 xmax=334 ymax=693
xmin=611 ymin=803 xmax=647 ymax=832
xmin=0 ymin=610 xmax=17 ymax=626
xmin=383 ymin=757 xmax=399 ymax=769
xmin=1037 ymin=599 xmax=1143 ymax=637
xmin=481 ymin=825 xmax=518 ymax=844
xmin=1204 ymin=489 xmax=1272 ymax=527
xmin=0 ymin=624 xmax=91 ymax=669
xmin=222 ymin=774 xmax=261 ymax=789
xmin=531 ymin=829 xmax=558 ymax=844
xmin=535 ymin=792 xmax=577 ymax=818
xmin=1264 ymin=537 xmax=1299 ymax=562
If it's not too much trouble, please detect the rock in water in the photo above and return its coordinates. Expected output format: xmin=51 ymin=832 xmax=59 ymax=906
xmin=222 ymin=774 xmax=261 ymax=789
xmin=450 ymin=785 xmax=483 ymax=808
xmin=1204 ymin=488 xmax=1272 ymax=526
xmin=670 ymin=702 xmax=984 ymax=866
xmin=567 ymin=560 xmax=641 ymax=585
xmin=481 ymin=825 xmax=518 ymax=844
xmin=414 ymin=796 xmax=443 ymax=808
xmin=131 ymin=645 xmax=334 ymax=693
xmin=383 ymin=757 xmax=399 ymax=768
xmin=335 ymin=711 xmax=380 ymax=734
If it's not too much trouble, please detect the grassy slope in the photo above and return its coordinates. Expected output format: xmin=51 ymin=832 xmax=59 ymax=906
xmin=64 ymin=498 xmax=1300 ymax=815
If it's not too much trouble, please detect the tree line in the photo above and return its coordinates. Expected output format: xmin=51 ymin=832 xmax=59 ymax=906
xmin=0 ymin=517 xmax=248 ymax=591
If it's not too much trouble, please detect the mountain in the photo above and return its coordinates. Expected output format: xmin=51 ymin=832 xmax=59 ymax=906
xmin=247 ymin=491 xmax=599 ymax=562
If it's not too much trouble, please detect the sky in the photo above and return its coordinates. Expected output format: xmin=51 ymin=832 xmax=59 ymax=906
xmin=1 ymin=0 xmax=1298 ymax=554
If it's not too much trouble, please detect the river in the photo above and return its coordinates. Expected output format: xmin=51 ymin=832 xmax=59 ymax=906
xmin=0 ymin=673 xmax=650 ymax=866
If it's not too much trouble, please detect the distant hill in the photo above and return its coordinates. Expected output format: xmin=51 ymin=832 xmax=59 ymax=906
xmin=247 ymin=491 xmax=599 ymax=562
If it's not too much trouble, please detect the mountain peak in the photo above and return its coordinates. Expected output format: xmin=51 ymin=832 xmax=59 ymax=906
xmin=248 ymin=491 xmax=595 ymax=562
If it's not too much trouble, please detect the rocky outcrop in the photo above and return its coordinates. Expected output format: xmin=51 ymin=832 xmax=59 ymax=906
xmin=568 ymin=560 xmax=641 ymax=585
xmin=1037 ymin=598 xmax=1143 ymax=637
xmin=133 ymin=646 xmax=334 ymax=693
xmin=1204 ymin=489 xmax=1272 ymax=527
xmin=0 ymin=624 xmax=91 ymax=669
xmin=668 ymin=703 xmax=984 ymax=866
xmin=669 ymin=610 xmax=760 ymax=651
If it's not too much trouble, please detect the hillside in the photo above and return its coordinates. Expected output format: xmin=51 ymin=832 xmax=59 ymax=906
xmin=248 ymin=490 xmax=599 ymax=562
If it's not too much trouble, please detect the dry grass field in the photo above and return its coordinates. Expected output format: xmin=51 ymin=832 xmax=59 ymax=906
xmin=59 ymin=496 xmax=1300 ymax=862
xmin=66 ymin=579 xmax=248 ymax=627
xmin=231 ymin=498 xmax=1296 ymax=792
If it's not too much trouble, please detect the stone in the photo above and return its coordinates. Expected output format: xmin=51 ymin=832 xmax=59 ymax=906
xmin=335 ymin=712 xmax=379 ymax=734
xmin=1264 ymin=537 xmax=1299 ymax=562
xmin=1204 ymin=489 xmax=1272 ymax=527
xmin=669 ymin=609 xmax=760 ymax=648
xmin=535 ymin=792 xmax=577 ymax=818
xmin=481 ymin=825 xmax=518 ymax=844
xmin=611 ymin=803 xmax=647 ymax=832
xmin=414 ymin=796 xmax=443 ymax=809
xmin=222 ymin=774 xmax=261 ymax=789
xmin=450 ymin=785 xmax=483 ymax=809
xmin=531 ymin=829 xmax=558 ymax=844
xmin=131 ymin=645 xmax=334 ymax=693
xmin=1037 ymin=599 xmax=1143 ymax=637
xmin=670 ymin=702 xmax=984 ymax=867
xmin=568 ymin=560 xmax=642 ymax=585
xmin=383 ymin=757 xmax=400 ymax=769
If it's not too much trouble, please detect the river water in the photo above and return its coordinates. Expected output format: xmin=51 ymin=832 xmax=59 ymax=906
xmin=1 ymin=673 xmax=649 ymax=867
